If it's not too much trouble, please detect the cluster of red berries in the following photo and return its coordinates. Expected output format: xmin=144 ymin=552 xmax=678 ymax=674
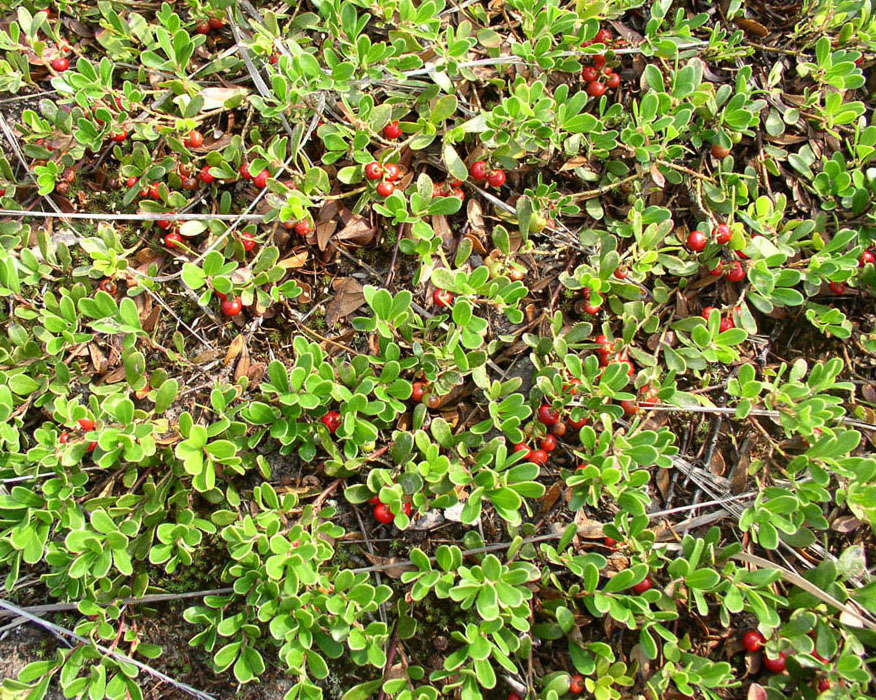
xmin=741 ymin=630 xmax=790 ymax=674
xmin=581 ymin=29 xmax=622 ymax=97
xmin=469 ymin=160 xmax=505 ymax=188
xmin=433 ymin=180 xmax=465 ymax=201
xmin=364 ymin=160 xmax=401 ymax=197
xmin=59 ymin=417 xmax=98 ymax=452
xmin=195 ymin=17 xmax=225 ymax=34
xmin=702 ymin=306 xmax=739 ymax=333
xmin=830 ymin=248 xmax=876 ymax=293
xmin=592 ymin=335 xmax=658 ymax=417
xmin=686 ymin=223 xmax=747 ymax=283
xmin=580 ymin=288 xmax=602 ymax=315
xmin=283 ymin=219 xmax=314 ymax=237
xmin=411 ymin=379 xmax=443 ymax=410
xmin=512 ymin=394 xmax=586 ymax=466
xmin=240 ymin=162 xmax=270 ymax=188
xmin=369 ymin=495 xmax=411 ymax=524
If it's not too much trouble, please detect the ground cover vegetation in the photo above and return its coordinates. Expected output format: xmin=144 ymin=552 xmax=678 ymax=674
xmin=0 ymin=0 xmax=875 ymax=699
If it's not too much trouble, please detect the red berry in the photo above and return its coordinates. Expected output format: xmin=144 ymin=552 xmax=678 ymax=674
xmin=595 ymin=28 xmax=612 ymax=43
xmin=614 ymin=266 xmax=629 ymax=279
xmin=725 ymin=260 xmax=745 ymax=282
xmin=487 ymin=169 xmax=506 ymax=187
xmin=148 ymin=184 xmax=161 ymax=200
xmin=164 ymin=232 xmax=182 ymax=248
xmin=240 ymin=232 xmax=257 ymax=251
xmin=452 ymin=187 xmax=465 ymax=200
xmin=369 ymin=496 xmax=381 ymax=505
xmin=527 ymin=449 xmax=548 ymax=466
xmin=592 ymin=54 xmax=606 ymax=69
xmin=270 ymin=54 xmax=279 ymax=65
xmin=374 ymin=503 xmax=394 ymax=524
xmin=687 ymin=230 xmax=708 ymax=252
xmin=583 ymin=303 xmax=601 ymax=315
xmin=253 ymin=169 xmax=269 ymax=188
xmin=384 ymin=162 xmax=400 ymax=182
xmin=708 ymin=262 xmax=723 ymax=276
xmin=221 ymin=298 xmax=243 ymax=316
xmin=321 ymin=410 xmax=341 ymax=434
xmin=214 ymin=290 xmax=226 ymax=301
xmin=195 ymin=22 xmax=211 ymax=34
xmin=433 ymin=289 xmax=453 ymax=307
xmin=208 ymin=17 xmax=225 ymax=29
xmin=860 ymin=250 xmax=875 ymax=267
xmin=78 ymin=418 xmax=95 ymax=431
xmin=403 ymin=502 xmax=412 ymax=516
xmin=712 ymin=143 xmax=731 ymax=159
xmin=568 ymin=415 xmax=588 ymax=429
xmin=581 ymin=66 xmax=598 ymax=82
xmin=564 ymin=378 xmax=581 ymax=395
xmin=762 ymin=652 xmax=787 ymax=674
xmin=111 ymin=129 xmax=128 ymax=142
xmin=125 ymin=176 xmax=138 ymax=188
xmin=51 ymin=57 xmax=69 ymax=72
xmin=828 ymin=281 xmax=846 ymax=294
xmin=383 ymin=121 xmax=402 ymax=139
xmin=702 ymin=306 xmax=718 ymax=320
xmin=508 ymin=694 xmax=522 ymax=700
xmin=294 ymin=221 xmax=312 ymax=237
xmin=569 ymin=674 xmax=585 ymax=695
xmin=621 ymin=400 xmax=638 ymax=416
xmin=469 ymin=161 xmax=489 ymax=180
xmin=631 ymin=577 xmax=652 ymax=594
xmin=603 ymin=537 xmax=618 ymax=550
xmin=594 ymin=334 xmax=611 ymax=347
xmin=184 ymin=130 xmax=204 ymax=148
xmin=715 ymin=223 xmax=731 ymax=244
xmin=539 ymin=434 xmax=557 ymax=452
xmin=512 ymin=442 xmax=530 ymax=455
xmin=182 ymin=177 xmax=198 ymax=191
xmin=59 ymin=432 xmax=70 ymax=444
xmin=817 ymin=679 xmax=831 ymax=692
xmin=239 ymin=163 xmax=252 ymax=179
xmin=742 ymin=630 xmax=766 ymax=653
xmin=364 ymin=162 xmax=383 ymax=180
xmin=537 ymin=405 xmax=559 ymax=426
xmin=376 ymin=181 xmax=395 ymax=197
xmin=87 ymin=441 xmax=98 ymax=452
xmin=606 ymin=72 xmax=621 ymax=89
xmin=157 ymin=218 xmax=173 ymax=230
xmin=587 ymin=80 xmax=606 ymax=97
xmin=719 ymin=317 xmax=734 ymax=333
xmin=411 ymin=381 xmax=427 ymax=402
xmin=98 ymin=280 xmax=117 ymax=295
xmin=199 ymin=166 xmax=215 ymax=184
xmin=551 ymin=421 xmax=567 ymax=437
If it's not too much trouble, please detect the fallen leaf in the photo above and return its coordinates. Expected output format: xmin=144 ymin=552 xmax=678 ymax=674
xmin=199 ymin=87 xmax=250 ymax=111
xmin=224 ymin=335 xmax=246 ymax=366
xmin=335 ymin=215 xmax=376 ymax=247
xmin=234 ymin=343 xmax=251 ymax=383
xmin=432 ymin=214 xmax=454 ymax=249
xmin=247 ymin=362 xmax=266 ymax=385
xmin=279 ymin=251 xmax=309 ymax=269
xmin=192 ymin=349 xmax=221 ymax=364
xmin=325 ymin=278 xmax=365 ymax=326
xmin=88 ymin=344 xmax=108 ymax=374
xmin=316 ymin=220 xmax=338 ymax=250
xmin=734 ymin=18 xmax=769 ymax=37
xmin=102 ymin=366 xmax=127 ymax=384
xmin=559 ymin=156 xmax=593 ymax=172
xmin=575 ymin=512 xmax=605 ymax=538
xmin=362 ymin=553 xmax=415 ymax=579
xmin=540 ymin=480 xmax=563 ymax=514
xmin=650 ymin=162 xmax=666 ymax=189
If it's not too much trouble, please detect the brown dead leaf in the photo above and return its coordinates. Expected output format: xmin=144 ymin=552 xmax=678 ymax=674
xmin=649 ymin=162 xmax=666 ymax=189
xmin=575 ymin=512 xmax=605 ymax=538
xmin=362 ymin=553 xmax=415 ymax=579
xmin=298 ymin=281 xmax=312 ymax=304
xmin=747 ymin=683 xmax=768 ymax=700
xmin=831 ymin=515 xmax=862 ymax=533
xmin=192 ymin=349 xmax=221 ymax=364
xmin=234 ymin=343 xmax=251 ymax=383
xmin=247 ymin=362 xmax=266 ymax=385
xmin=317 ymin=220 xmax=338 ymax=250
xmin=335 ymin=214 xmax=375 ymax=247
xmin=558 ymin=156 xmax=593 ymax=172
xmin=540 ymin=480 xmax=563 ymax=514
xmin=102 ymin=366 xmax=127 ymax=384
xmin=278 ymin=251 xmax=309 ymax=269
xmin=224 ymin=335 xmax=246 ymax=366
xmin=325 ymin=278 xmax=365 ymax=327
xmin=464 ymin=232 xmax=487 ymax=255
xmin=142 ymin=305 xmax=161 ymax=333
xmin=656 ymin=467 xmax=671 ymax=501
xmin=88 ymin=344 xmax=108 ymax=374
xmin=734 ymin=18 xmax=769 ymax=37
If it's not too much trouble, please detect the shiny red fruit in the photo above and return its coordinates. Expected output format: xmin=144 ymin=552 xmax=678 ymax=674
xmin=208 ymin=17 xmax=225 ymax=29
xmin=182 ymin=177 xmax=198 ymax=191
xmin=603 ymin=537 xmax=618 ymax=550
xmin=364 ymin=162 xmax=383 ymax=180
xmin=292 ymin=221 xmax=311 ymax=237
xmin=537 ymin=404 xmax=559 ymax=426
xmin=78 ymin=418 xmax=95 ymax=431
xmin=725 ymin=260 xmax=745 ymax=282
xmin=87 ymin=441 xmax=98 ymax=452
xmin=508 ymin=694 xmax=522 ymax=700
xmin=369 ymin=496 xmax=381 ymax=505
xmin=719 ymin=317 xmax=734 ymax=333
xmin=164 ymin=232 xmax=182 ymax=248
xmin=712 ymin=143 xmax=731 ymax=159
xmin=240 ymin=163 xmax=252 ymax=179
xmin=708 ymin=262 xmax=723 ymax=276
xmin=715 ymin=223 xmax=731 ymax=244
xmin=551 ymin=421 xmax=567 ymax=437
xmin=742 ymin=630 xmax=766 ymax=653
xmin=860 ymin=250 xmax=875 ymax=267
xmin=469 ymin=160 xmax=489 ymax=180
xmin=687 ymin=230 xmax=707 ymax=252
xmin=195 ymin=22 xmax=211 ymax=34
xmin=411 ymin=381 xmax=427 ymax=402
xmin=146 ymin=184 xmax=161 ymax=200
xmin=595 ymin=28 xmax=612 ymax=43
xmin=587 ymin=80 xmax=606 ymax=97
xmin=527 ymin=449 xmax=548 ymax=466
xmin=383 ymin=162 xmax=400 ymax=182
xmin=110 ymin=129 xmax=128 ymax=142
xmin=199 ymin=166 xmax=215 ymax=184
xmin=487 ymin=169 xmax=506 ymax=187
xmin=621 ymin=400 xmax=639 ymax=416
xmin=763 ymin=652 xmax=787 ymax=673
xmin=702 ymin=306 xmax=718 ymax=320
xmin=593 ymin=54 xmax=606 ymax=69
xmin=240 ymin=232 xmax=257 ymax=251
xmin=253 ymin=169 xmax=269 ymax=188
xmin=321 ymin=410 xmax=341 ymax=434
xmin=221 ymin=298 xmax=243 ymax=316
xmin=374 ymin=503 xmax=394 ymax=523
xmin=606 ymin=72 xmax=621 ymax=89
xmin=631 ymin=577 xmax=652 ymax=594
xmin=59 ymin=432 xmax=70 ymax=444
xmin=433 ymin=289 xmax=453 ymax=307
xmin=403 ymin=502 xmax=412 ymax=516
xmin=583 ymin=303 xmax=601 ymax=315
xmin=581 ymin=66 xmax=598 ymax=82
xmin=828 ymin=281 xmax=845 ymax=294
xmin=157 ymin=218 xmax=173 ymax=230
xmin=614 ymin=266 xmax=629 ymax=279
xmin=125 ymin=176 xmax=138 ymax=188
xmin=817 ymin=679 xmax=831 ymax=692
xmin=512 ymin=442 xmax=530 ymax=455
xmin=51 ymin=57 xmax=69 ymax=72
xmin=569 ymin=674 xmax=585 ymax=695
xmin=376 ymin=181 xmax=395 ymax=197
xmin=568 ymin=415 xmax=588 ymax=429
xmin=539 ymin=434 xmax=557 ymax=452
xmin=185 ymin=130 xmax=204 ymax=148
xmin=383 ymin=121 xmax=402 ymax=139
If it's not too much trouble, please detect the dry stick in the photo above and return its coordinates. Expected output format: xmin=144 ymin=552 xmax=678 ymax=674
xmin=0 ymin=210 xmax=265 ymax=221
xmin=644 ymin=404 xmax=876 ymax=431
xmin=0 ymin=599 xmax=218 ymax=700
